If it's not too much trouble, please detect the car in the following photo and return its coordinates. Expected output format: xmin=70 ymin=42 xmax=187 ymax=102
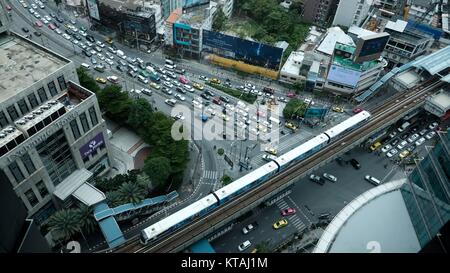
xmin=172 ymin=80 xmax=181 ymax=87
xmin=56 ymin=16 xmax=64 ymax=23
xmin=209 ymin=78 xmax=221 ymax=84
xmin=262 ymin=154 xmax=277 ymax=162
xmin=414 ymin=137 xmax=425 ymax=146
xmin=50 ymin=12 xmax=56 ymax=18
xmin=201 ymin=93 xmax=210 ymax=100
xmin=184 ymin=84 xmax=194 ymax=92
xmin=73 ymin=34 xmax=82 ymax=40
xmin=22 ymin=27 xmax=30 ymax=33
xmin=6 ymin=4 xmax=12 ymax=11
xmin=172 ymin=114 xmax=185 ymax=121
xmin=277 ymin=97 xmax=288 ymax=103
xmin=174 ymin=93 xmax=185 ymax=101
xmin=242 ymin=223 xmax=257 ymax=234
xmin=370 ymin=142 xmax=382 ymax=151
xmin=401 ymin=134 xmax=409 ymax=140
xmin=407 ymin=145 xmax=416 ymax=153
xmin=391 ymin=139 xmax=400 ymax=146
xmin=219 ymin=96 xmax=230 ymax=103
xmin=425 ymin=131 xmax=436 ymax=140
xmin=238 ymin=240 xmax=251 ymax=252
xmin=386 ymin=148 xmax=398 ymax=158
xmin=165 ymin=98 xmax=176 ymax=106
xmin=353 ymin=107 xmax=363 ymax=114
xmin=397 ymin=140 xmax=408 ymax=150
xmin=31 ymin=3 xmax=37 ymax=9
xmin=192 ymin=100 xmax=202 ymax=109
xmin=281 ymin=208 xmax=296 ymax=216
xmin=407 ymin=133 xmax=419 ymax=143
xmin=149 ymin=82 xmax=160 ymax=90
xmin=35 ymin=20 xmax=43 ymax=27
xmin=286 ymin=92 xmax=297 ymax=98
xmin=34 ymin=31 xmax=42 ymax=37
xmin=95 ymin=77 xmax=106 ymax=84
xmin=199 ymin=75 xmax=208 ymax=81
xmin=193 ymin=83 xmax=204 ymax=90
xmin=95 ymin=46 xmax=102 ymax=52
xmin=220 ymin=114 xmax=230 ymax=121
xmin=86 ymin=35 xmax=95 ymax=43
xmin=429 ymin=122 xmax=438 ymax=130
xmin=105 ymin=59 xmax=113 ymax=65
xmin=90 ymin=57 xmax=97 ymax=64
xmin=350 ymin=158 xmax=361 ymax=169
xmin=323 ymin=173 xmax=337 ymax=182
xmin=265 ymin=147 xmax=277 ymax=155
xmin=381 ymin=144 xmax=392 ymax=153
xmin=365 ymin=175 xmax=381 ymax=186
xmin=273 ymin=219 xmax=288 ymax=229
xmin=41 ymin=18 xmax=48 ymax=24
xmin=175 ymin=87 xmax=186 ymax=94
xmin=310 ymin=174 xmax=325 ymax=185
xmin=29 ymin=8 xmax=35 ymax=14
xmin=163 ymin=81 xmax=173 ymax=88
xmin=399 ymin=150 xmax=410 ymax=159
xmin=62 ymin=33 xmax=71 ymax=40
xmin=389 ymin=131 xmax=397 ymax=138
xmin=332 ymin=106 xmax=344 ymax=113
xmin=419 ymin=129 xmax=428 ymax=136
xmin=72 ymin=39 xmax=79 ymax=45
xmin=127 ymin=70 xmax=137 ymax=78
xmin=212 ymin=97 xmax=222 ymax=105
xmin=55 ymin=28 xmax=62 ymax=35
xmin=44 ymin=15 xmax=51 ymax=21
xmin=70 ymin=19 xmax=76 ymax=25
xmin=106 ymin=76 xmax=119 ymax=84
xmin=34 ymin=12 xmax=40 ymax=19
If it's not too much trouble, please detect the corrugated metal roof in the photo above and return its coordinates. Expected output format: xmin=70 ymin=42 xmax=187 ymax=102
xmin=442 ymin=74 xmax=450 ymax=83
xmin=72 ymin=182 xmax=106 ymax=206
xmin=411 ymin=45 xmax=450 ymax=75
xmin=53 ymin=169 xmax=93 ymax=201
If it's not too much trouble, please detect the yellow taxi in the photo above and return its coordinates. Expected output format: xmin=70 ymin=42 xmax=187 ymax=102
xmin=221 ymin=113 xmax=230 ymax=121
xmin=285 ymin=122 xmax=297 ymax=130
xmin=210 ymin=78 xmax=221 ymax=84
xmin=369 ymin=142 xmax=382 ymax=151
xmin=273 ymin=219 xmax=288 ymax=229
xmin=193 ymin=83 xmax=204 ymax=90
xmin=149 ymin=82 xmax=160 ymax=90
xmin=332 ymin=106 xmax=344 ymax=113
xmin=265 ymin=147 xmax=277 ymax=155
xmin=95 ymin=77 xmax=107 ymax=84
xmin=399 ymin=150 xmax=410 ymax=159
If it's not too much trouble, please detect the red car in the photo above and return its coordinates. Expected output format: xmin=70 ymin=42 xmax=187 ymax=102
xmin=212 ymin=97 xmax=221 ymax=105
xmin=353 ymin=107 xmax=363 ymax=114
xmin=286 ymin=92 xmax=297 ymax=98
xmin=179 ymin=76 xmax=188 ymax=84
xmin=35 ymin=20 xmax=43 ymax=27
xmin=6 ymin=5 xmax=12 ymax=11
xmin=48 ymin=23 xmax=56 ymax=30
xmin=281 ymin=208 xmax=296 ymax=216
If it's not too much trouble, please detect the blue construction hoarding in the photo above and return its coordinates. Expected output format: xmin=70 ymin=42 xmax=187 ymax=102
xmin=202 ymin=30 xmax=283 ymax=70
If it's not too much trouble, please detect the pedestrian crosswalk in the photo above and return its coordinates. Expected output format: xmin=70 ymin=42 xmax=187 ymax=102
xmin=203 ymin=170 xmax=219 ymax=180
xmin=276 ymin=199 xmax=306 ymax=231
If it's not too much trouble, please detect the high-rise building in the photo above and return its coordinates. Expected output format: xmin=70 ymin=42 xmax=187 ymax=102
xmin=0 ymin=28 xmax=112 ymax=226
xmin=161 ymin=0 xmax=183 ymax=19
xmin=302 ymin=0 xmax=339 ymax=27
xmin=375 ymin=0 xmax=407 ymax=16
xmin=333 ymin=0 xmax=373 ymax=28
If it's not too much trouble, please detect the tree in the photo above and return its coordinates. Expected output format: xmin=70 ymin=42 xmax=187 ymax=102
xmin=136 ymin=172 xmax=154 ymax=192
xmin=255 ymin=241 xmax=271 ymax=253
xmin=292 ymin=81 xmax=304 ymax=94
xmin=75 ymin=204 xmax=97 ymax=234
xmin=76 ymin=67 xmax=101 ymax=93
xmin=105 ymin=190 xmax=123 ymax=207
xmin=97 ymin=84 xmax=132 ymax=124
xmin=54 ymin=0 xmax=62 ymax=6
xmin=283 ymin=99 xmax=307 ymax=119
xmin=144 ymin=156 xmax=171 ymax=189
xmin=47 ymin=209 xmax=81 ymax=242
xmin=212 ymin=9 xmax=227 ymax=31
xmin=117 ymin=182 xmax=147 ymax=204
xmin=127 ymin=99 xmax=153 ymax=134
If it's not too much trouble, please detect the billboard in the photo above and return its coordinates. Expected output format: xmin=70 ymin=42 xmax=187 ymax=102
xmin=183 ymin=0 xmax=210 ymax=9
xmin=79 ymin=132 xmax=105 ymax=159
xmin=304 ymin=108 xmax=329 ymax=119
xmin=87 ymin=0 xmax=100 ymax=21
xmin=353 ymin=32 xmax=390 ymax=63
xmin=202 ymin=30 xmax=284 ymax=71
xmin=327 ymin=65 xmax=362 ymax=87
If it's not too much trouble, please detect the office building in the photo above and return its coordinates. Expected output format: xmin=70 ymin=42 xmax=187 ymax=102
xmin=333 ymin=0 xmax=373 ymax=28
xmin=376 ymin=0 xmax=407 ymax=16
xmin=0 ymin=29 xmax=112 ymax=226
xmin=302 ymin=0 xmax=339 ymax=27
xmin=161 ymin=0 xmax=183 ymax=19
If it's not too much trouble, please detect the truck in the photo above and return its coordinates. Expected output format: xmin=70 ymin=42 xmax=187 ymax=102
xmin=398 ymin=121 xmax=411 ymax=132
xmin=146 ymin=66 xmax=160 ymax=82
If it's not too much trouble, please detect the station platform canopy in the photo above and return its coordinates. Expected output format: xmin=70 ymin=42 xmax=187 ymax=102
xmin=189 ymin=239 xmax=216 ymax=253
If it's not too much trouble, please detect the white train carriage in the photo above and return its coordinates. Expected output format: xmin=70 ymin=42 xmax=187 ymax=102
xmin=324 ymin=110 xmax=371 ymax=141
xmin=275 ymin=134 xmax=329 ymax=170
xmin=214 ymin=161 xmax=279 ymax=204
xmin=140 ymin=194 xmax=218 ymax=244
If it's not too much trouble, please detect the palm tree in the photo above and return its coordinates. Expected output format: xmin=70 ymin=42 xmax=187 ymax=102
xmin=105 ymin=190 xmax=123 ymax=207
xmin=117 ymin=182 xmax=147 ymax=204
xmin=76 ymin=204 xmax=97 ymax=235
xmin=47 ymin=209 xmax=81 ymax=242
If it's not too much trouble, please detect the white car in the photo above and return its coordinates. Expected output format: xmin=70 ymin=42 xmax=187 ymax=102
xmin=97 ymin=53 xmax=105 ymax=61
xmin=72 ymin=39 xmax=79 ymax=45
xmin=105 ymin=58 xmax=114 ymax=65
xmin=105 ymin=52 xmax=114 ymax=59
xmin=415 ymin=137 xmax=425 ymax=146
xmin=262 ymin=120 xmax=272 ymax=129
xmin=108 ymin=47 xmax=117 ymax=54
xmin=172 ymin=80 xmax=181 ymax=87
xmin=428 ymin=122 xmax=438 ymax=130
xmin=62 ymin=33 xmax=71 ymax=40
xmin=90 ymin=49 xmax=97 ymax=55
xmin=242 ymin=223 xmax=256 ymax=234
xmin=42 ymin=18 xmax=48 ymax=24
xmin=163 ymin=81 xmax=173 ymax=88
xmin=79 ymin=31 xmax=87 ymax=37
xmin=175 ymin=93 xmax=185 ymax=101
xmin=323 ymin=173 xmax=337 ymax=182
xmin=205 ymin=108 xmax=216 ymax=116
xmin=192 ymin=100 xmax=202 ymax=109
xmin=96 ymin=41 xmax=105 ymax=48
xmin=387 ymin=148 xmax=398 ymax=158
xmin=44 ymin=15 xmax=51 ymax=21
xmin=55 ymin=28 xmax=62 ymax=35
xmin=425 ymin=131 xmax=436 ymax=139
xmin=397 ymin=140 xmax=408 ymax=150
xmin=29 ymin=8 xmax=35 ymax=13
xmin=184 ymin=84 xmax=194 ymax=92
xmin=34 ymin=12 xmax=41 ymax=18
xmin=31 ymin=3 xmax=37 ymax=9
xmin=238 ymin=240 xmax=251 ymax=252
xmin=225 ymin=104 xmax=235 ymax=112
xmin=419 ymin=129 xmax=428 ymax=136
xmin=381 ymin=144 xmax=391 ymax=153
xmin=407 ymin=133 xmax=419 ymax=143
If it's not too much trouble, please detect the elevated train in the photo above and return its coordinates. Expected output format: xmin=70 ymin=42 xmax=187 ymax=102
xmin=140 ymin=111 xmax=371 ymax=245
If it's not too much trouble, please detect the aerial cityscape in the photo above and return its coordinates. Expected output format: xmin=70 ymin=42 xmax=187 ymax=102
xmin=1 ymin=0 xmax=450 ymax=257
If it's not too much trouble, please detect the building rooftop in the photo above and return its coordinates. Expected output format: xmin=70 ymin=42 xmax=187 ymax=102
xmin=316 ymin=27 xmax=355 ymax=56
xmin=281 ymin=51 xmax=304 ymax=75
xmin=385 ymin=19 xmax=408 ymax=32
xmin=387 ymin=28 xmax=433 ymax=45
xmin=427 ymin=90 xmax=450 ymax=111
xmin=167 ymin=8 xmax=182 ymax=24
xmin=348 ymin=26 xmax=377 ymax=39
xmin=394 ymin=69 xmax=421 ymax=88
xmin=410 ymin=45 xmax=450 ymax=75
xmin=332 ymin=44 xmax=380 ymax=71
xmin=0 ymin=34 xmax=68 ymax=103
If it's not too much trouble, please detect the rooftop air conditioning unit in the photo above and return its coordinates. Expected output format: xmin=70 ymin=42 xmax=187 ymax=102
xmin=40 ymin=105 xmax=51 ymax=110
xmin=33 ymin=110 xmax=43 ymax=115
xmin=0 ymin=133 xmax=7 ymax=138
xmin=24 ymin=114 xmax=35 ymax=120
xmin=16 ymin=119 xmax=27 ymax=125
xmin=48 ymin=100 xmax=58 ymax=105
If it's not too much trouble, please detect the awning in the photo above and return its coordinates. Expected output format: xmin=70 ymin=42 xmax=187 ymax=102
xmin=53 ymin=169 xmax=93 ymax=201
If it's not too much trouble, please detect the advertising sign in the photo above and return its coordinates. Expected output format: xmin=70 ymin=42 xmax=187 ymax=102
xmin=87 ymin=0 xmax=100 ymax=21
xmin=304 ymin=108 xmax=328 ymax=119
xmin=353 ymin=32 xmax=390 ymax=62
xmin=202 ymin=30 xmax=283 ymax=70
xmin=79 ymin=132 xmax=105 ymax=159
xmin=326 ymin=65 xmax=362 ymax=87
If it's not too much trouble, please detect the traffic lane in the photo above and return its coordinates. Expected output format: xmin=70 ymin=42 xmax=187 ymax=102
xmin=212 ymin=205 xmax=297 ymax=253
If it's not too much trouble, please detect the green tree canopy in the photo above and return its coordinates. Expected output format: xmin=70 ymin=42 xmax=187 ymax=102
xmin=212 ymin=9 xmax=227 ymax=31
xmin=97 ymin=84 xmax=132 ymax=124
xmin=75 ymin=204 xmax=97 ymax=234
xmin=76 ymin=67 xmax=101 ymax=93
xmin=117 ymin=182 xmax=147 ymax=204
xmin=144 ymin=156 xmax=171 ymax=189
xmin=283 ymin=99 xmax=307 ymax=119
xmin=127 ymin=98 xmax=154 ymax=134
xmin=47 ymin=209 xmax=81 ymax=241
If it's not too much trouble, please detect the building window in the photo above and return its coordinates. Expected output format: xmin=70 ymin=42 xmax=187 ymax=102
xmin=70 ymin=120 xmax=81 ymax=140
xmin=37 ymin=87 xmax=48 ymax=103
xmin=7 ymin=105 xmax=19 ymax=121
xmin=36 ymin=180 xmax=49 ymax=198
xmin=79 ymin=113 xmax=90 ymax=133
xmin=57 ymin=75 xmax=67 ymax=91
xmin=28 ymin=93 xmax=39 ymax=109
xmin=0 ymin=111 xmax=8 ymax=128
xmin=48 ymin=81 xmax=58 ymax=97
xmin=17 ymin=99 xmax=29 ymax=115
xmin=21 ymin=153 xmax=36 ymax=175
xmin=25 ymin=189 xmax=39 ymax=207
xmin=88 ymin=107 xmax=98 ymax=126
xmin=9 ymin=161 xmax=25 ymax=183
